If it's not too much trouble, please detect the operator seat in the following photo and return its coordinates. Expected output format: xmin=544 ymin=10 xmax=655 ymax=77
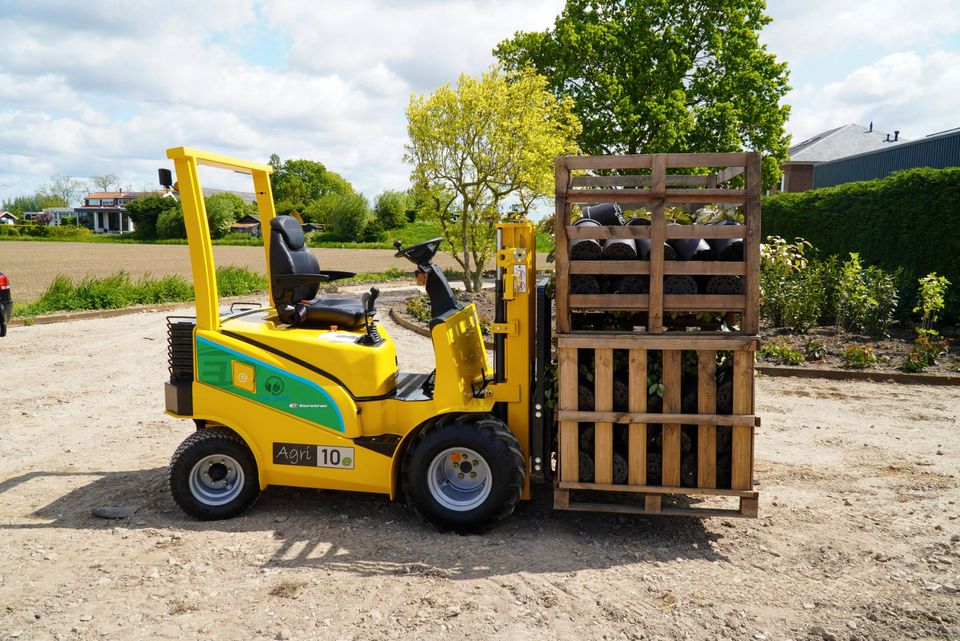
xmin=269 ymin=216 xmax=366 ymax=329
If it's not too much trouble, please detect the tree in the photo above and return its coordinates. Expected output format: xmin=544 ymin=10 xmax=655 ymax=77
xmin=329 ymin=193 xmax=370 ymax=242
xmin=268 ymin=155 xmax=355 ymax=214
xmin=126 ymin=195 xmax=179 ymax=240
xmin=494 ymin=0 xmax=790 ymax=186
xmin=90 ymin=174 xmax=118 ymax=192
xmin=43 ymin=175 xmax=86 ymax=207
xmin=204 ymin=192 xmax=253 ymax=238
xmin=157 ymin=206 xmax=186 ymax=239
xmin=2 ymin=193 xmax=66 ymax=215
xmin=374 ymin=190 xmax=412 ymax=230
xmin=405 ymin=67 xmax=580 ymax=291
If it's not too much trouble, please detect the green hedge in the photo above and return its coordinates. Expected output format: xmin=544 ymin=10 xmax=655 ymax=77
xmin=761 ymin=167 xmax=960 ymax=317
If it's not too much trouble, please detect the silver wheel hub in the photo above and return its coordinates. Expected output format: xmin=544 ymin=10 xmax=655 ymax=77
xmin=427 ymin=447 xmax=492 ymax=512
xmin=189 ymin=454 xmax=244 ymax=506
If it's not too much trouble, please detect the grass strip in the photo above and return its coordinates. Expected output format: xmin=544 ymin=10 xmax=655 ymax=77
xmin=12 ymin=267 xmax=416 ymax=319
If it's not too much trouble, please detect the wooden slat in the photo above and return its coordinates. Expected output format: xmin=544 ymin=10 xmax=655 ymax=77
xmin=569 ymin=261 xmax=651 ymax=275
xmin=554 ymin=488 xmax=570 ymax=508
xmin=565 ymin=190 xmax=747 ymax=205
xmin=558 ymin=347 xmax=579 ymax=482
xmin=663 ymin=224 xmax=745 ymax=240
xmin=566 ymin=224 xmax=743 ymax=241
xmin=566 ymin=225 xmax=652 ymax=240
xmin=661 ymin=350 xmax=682 ymax=486
xmin=740 ymin=497 xmax=759 ymax=518
xmin=731 ymin=350 xmax=754 ymax=490
xmin=628 ymin=349 xmax=647 ymax=485
xmin=570 ymin=174 xmax=711 ymax=188
xmin=714 ymin=166 xmax=745 ymax=184
xmin=557 ymin=481 xmax=758 ymax=498
xmin=742 ymin=152 xmax=762 ymax=333
xmin=557 ymin=410 xmax=755 ymax=426
xmin=697 ymin=350 xmax=717 ymax=489
xmin=594 ymin=348 xmax=614 ymax=484
xmin=568 ymin=293 xmax=747 ymax=311
xmin=663 ymin=152 xmax=747 ymax=168
xmin=560 ymin=155 xmax=654 ymax=170
xmin=555 ymin=159 xmax=571 ymax=334
xmin=648 ymin=154 xmax=666 ymax=332
xmin=558 ymin=333 xmax=759 ymax=351
xmin=558 ymin=501 xmax=753 ymax=519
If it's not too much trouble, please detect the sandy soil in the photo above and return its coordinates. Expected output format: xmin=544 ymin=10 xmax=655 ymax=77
xmin=1 ymin=285 xmax=959 ymax=641
xmin=0 ymin=242 xmax=463 ymax=301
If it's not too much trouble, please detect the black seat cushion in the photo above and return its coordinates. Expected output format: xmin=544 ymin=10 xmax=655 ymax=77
xmin=269 ymin=216 xmax=366 ymax=329
xmin=303 ymin=297 xmax=366 ymax=328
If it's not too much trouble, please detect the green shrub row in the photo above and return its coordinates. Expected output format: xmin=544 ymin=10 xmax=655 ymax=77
xmin=761 ymin=167 xmax=960 ymax=318
xmin=13 ymin=266 xmax=267 ymax=318
xmin=7 ymin=224 xmax=93 ymax=238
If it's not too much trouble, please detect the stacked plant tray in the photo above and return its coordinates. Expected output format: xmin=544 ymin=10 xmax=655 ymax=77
xmin=552 ymin=152 xmax=761 ymax=517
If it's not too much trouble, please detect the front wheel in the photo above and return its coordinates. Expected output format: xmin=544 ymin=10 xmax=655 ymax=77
xmin=169 ymin=427 xmax=260 ymax=520
xmin=402 ymin=413 xmax=525 ymax=533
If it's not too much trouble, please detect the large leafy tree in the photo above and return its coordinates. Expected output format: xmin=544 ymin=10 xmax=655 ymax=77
xmin=268 ymin=155 xmax=354 ymax=221
xmin=495 ymin=0 xmax=790 ymax=186
xmin=406 ymin=67 xmax=580 ymax=291
xmin=2 ymin=193 xmax=66 ymax=215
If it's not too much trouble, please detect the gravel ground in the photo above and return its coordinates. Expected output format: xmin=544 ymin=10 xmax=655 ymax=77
xmin=1 ymin=284 xmax=958 ymax=641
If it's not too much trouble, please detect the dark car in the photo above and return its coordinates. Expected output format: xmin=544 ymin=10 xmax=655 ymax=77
xmin=0 ymin=271 xmax=11 ymax=337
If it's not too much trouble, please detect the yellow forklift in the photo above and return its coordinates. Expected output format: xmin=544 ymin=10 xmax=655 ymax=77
xmin=163 ymin=147 xmax=550 ymax=531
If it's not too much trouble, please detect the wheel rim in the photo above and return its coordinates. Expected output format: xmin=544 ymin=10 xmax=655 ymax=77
xmin=426 ymin=447 xmax=492 ymax=512
xmin=188 ymin=454 xmax=245 ymax=506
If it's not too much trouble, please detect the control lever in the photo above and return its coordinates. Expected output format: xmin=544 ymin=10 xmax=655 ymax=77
xmin=358 ymin=287 xmax=382 ymax=345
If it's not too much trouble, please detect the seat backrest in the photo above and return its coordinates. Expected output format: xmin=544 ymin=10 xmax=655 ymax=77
xmin=269 ymin=216 xmax=321 ymax=309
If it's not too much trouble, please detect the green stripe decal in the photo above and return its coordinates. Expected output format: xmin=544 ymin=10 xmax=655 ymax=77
xmin=196 ymin=336 xmax=345 ymax=432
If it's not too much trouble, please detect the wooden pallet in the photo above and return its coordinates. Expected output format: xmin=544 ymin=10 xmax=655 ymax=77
xmin=554 ymin=152 xmax=761 ymax=334
xmin=554 ymin=486 xmax=759 ymax=518
xmin=553 ymin=335 xmax=759 ymax=518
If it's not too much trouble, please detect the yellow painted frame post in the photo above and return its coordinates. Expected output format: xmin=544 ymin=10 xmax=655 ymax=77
xmin=165 ymin=147 xmax=275 ymax=332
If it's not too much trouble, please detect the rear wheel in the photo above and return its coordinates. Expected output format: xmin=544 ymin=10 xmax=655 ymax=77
xmin=169 ymin=427 xmax=260 ymax=520
xmin=403 ymin=413 xmax=525 ymax=533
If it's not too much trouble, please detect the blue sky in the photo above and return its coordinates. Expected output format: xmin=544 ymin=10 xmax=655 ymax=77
xmin=1 ymin=0 xmax=958 ymax=206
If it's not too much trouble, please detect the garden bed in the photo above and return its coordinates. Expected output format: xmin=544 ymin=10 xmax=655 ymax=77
xmin=401 ymin=288 xmax=960 ymax=379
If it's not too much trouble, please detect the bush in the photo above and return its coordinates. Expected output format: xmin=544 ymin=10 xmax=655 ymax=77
xmin=374 ymin=190 xmax=411 ymax=230
xmin=126 ymin=195 xmax=180 ymax=241
xmin=840 ymin=344 xmax=880 ymax=369
xmin=0 ymin=225 xmax=19 ymax=236
xmin=835 ymin=253 xmax=898 ymax=337
xmin=762 ymin=167 xmax=960 ymax=319
xmin=361 ymin=218 xmax=386 ymax=242
xmin=329 ymin=193 xmax=370 ymax=241
xmin=157 ymin=207 xmax=187 ymax=239
xmin=759 ymin=338 xmax=805 ymax=365
xmin=760 ymin=269 xmax=822 ymax=333
xmin=46 ymin=225 xmax=92 ymax=238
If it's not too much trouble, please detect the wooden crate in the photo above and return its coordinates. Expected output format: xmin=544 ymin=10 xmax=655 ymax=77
xmin=553 ymin=333 xmax=759 ymax=518
xmin=554 ymin=152 xmax=761 ymax=334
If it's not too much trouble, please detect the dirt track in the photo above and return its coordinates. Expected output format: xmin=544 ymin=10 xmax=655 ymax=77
xmin=0 ymin=241 xmax=463 ymax=301
xmin=1 ymin=285 xmax=959 ymax=641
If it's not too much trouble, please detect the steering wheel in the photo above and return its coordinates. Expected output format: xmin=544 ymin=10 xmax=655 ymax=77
xmin=394 ymin=238 xmax=442 ymax=267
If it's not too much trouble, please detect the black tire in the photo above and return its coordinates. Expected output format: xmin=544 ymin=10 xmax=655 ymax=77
xmin=402 ymin=413 xmax=525 ymax=533
xmin=169 ymin=427 xmax=260 ymax=520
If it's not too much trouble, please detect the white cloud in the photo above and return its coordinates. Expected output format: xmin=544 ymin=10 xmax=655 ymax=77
xmin=786 ymin=51 xmax=960 ymax=141
xmin=764 ymin=0 xmax=960 ymax=60
xmin=0 ymin=0 xmax=564 ymax=205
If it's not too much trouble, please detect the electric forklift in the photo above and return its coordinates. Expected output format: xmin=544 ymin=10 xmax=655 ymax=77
xmin=163 ymin=147 xmax=550 ymax=531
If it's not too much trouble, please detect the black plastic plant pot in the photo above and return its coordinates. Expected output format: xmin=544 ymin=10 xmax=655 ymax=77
xmin=667 ymin=223 xmax=714 ymax=261
xmin=611 ymin=274 xmax=649 ymax=294
xmin=583 ymin=202 xmax=623 ymax=226
xmin=570 ymin=274 xmax=603 ymax=295
xmin=626 ymin=217 xmax=677 ymax=260
xmin=706 ymin=220 xmax=744 ymax=261
xmin=601 ymin=238 xmax=637 ymax=260
xmin=663 ymin=275 xmax=699 ymax=295
xmin=705 ymin=275 xmax=745 ymax=295
xmin=569 ymin=218 xmax=603 ymax=261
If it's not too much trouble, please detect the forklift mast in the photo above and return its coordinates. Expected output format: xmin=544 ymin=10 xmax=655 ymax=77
xmin=488 ymin=221 xmax=539 ymax=497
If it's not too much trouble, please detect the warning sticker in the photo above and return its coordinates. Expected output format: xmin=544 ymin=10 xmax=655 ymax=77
xmin=513 ymin=264 xmax=527 ymax=293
